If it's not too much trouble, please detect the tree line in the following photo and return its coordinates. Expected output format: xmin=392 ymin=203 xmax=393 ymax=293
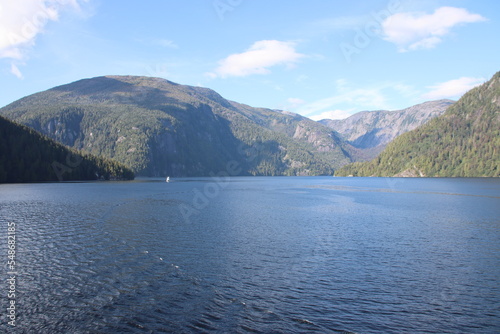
xmin=0 ymin=116 xmax=134 ymax=183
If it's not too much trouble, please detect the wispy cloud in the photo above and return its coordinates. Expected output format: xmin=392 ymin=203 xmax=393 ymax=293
xmin=382 ymin=7 xmax=487 ymax=52
xmin=10 ymin=63 xmax=24 ymax=79
xmin=278 ymin=97 xmax=305 ymax=111
xmin=0 ymin=0 xmax=83 ymax=77
xmin=155 ymin=39 xmax=178 ymax=49
xmin=309 ymin=109 xmax=355 ymax=121
xmin=146 ymin=38 xmax=178 ymax=49
xmin=423 ymin=77 xmax=484 ymax=100
xmin=207 ymin=40 xmax=304 ymax=78
xmin=295 ymin=80 xmax=392 ymax=119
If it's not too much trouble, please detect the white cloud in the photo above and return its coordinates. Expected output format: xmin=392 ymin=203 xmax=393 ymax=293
xmin=152 ymin=38 xmax=178 ymax=49
xmin=382 ymin=7 xmax=486 ymax=52
xmin=208 ymin=40 xmax=304 ymax=78
xmin=10 ymin=63 xmax=24 ymax=79
xmin=423 ymin=77 xmax=484 ymax=100
xmin=292 ymin=80 xmax=412 ymax=120
xmin=0 ymin=0 xmax=82 ymax=77
xmin=309 ymin=109 xmax=355 ymax=121
xmin=297 ymin=87 xmax=389 ymax=117
xmin=275 ymin=97 xmax=304 ymax=113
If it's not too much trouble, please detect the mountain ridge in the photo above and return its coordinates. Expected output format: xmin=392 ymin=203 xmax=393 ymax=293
xmin=0 ymin=75 xmax=353 ymax=177
xmin=319 ymin=100 xmax=454 ymax=160
xmin=335 ymin=72 xmax=500 ymax=177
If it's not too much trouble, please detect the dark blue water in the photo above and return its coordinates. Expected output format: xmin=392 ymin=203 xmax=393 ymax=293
xmin=1 ymin=177 xmax=499 ymax=333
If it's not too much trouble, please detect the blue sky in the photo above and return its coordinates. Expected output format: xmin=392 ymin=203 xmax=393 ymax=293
xmin=1 ymin=0 xmax=498 ymax=120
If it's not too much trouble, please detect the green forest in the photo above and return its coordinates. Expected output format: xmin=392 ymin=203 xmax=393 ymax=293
xmin=0 ymin=76 xmax=352 ymax=177
xmin=335 ymin=72 xmax=500 ymax=177
xmin=0 ymin=115 xmax=134 ymax=183
xmin=2 ymin=73 xmax=498 ymax=180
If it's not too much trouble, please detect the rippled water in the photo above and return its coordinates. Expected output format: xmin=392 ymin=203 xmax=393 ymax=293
xmin=1 ymin=177 xmax=499 ymax=333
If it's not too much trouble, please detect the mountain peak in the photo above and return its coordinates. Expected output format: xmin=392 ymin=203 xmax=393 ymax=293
xmin=0 ymin=75 xmax=352 ymax=176
xmin=335 ymin=71 xmax=500 ymax=177
xmin=320 ymin=99 xmax=454 ymax=160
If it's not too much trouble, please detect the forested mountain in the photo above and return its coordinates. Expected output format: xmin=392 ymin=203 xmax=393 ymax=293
xmin=335 ymin=72 xmax=500 ymax=177
xmin=0 ymin=76 xmax=353 ymax=176
xmin=0 ymin=115 xmax=134 ymax=183
xmin=319 ymin=100 xmax=454 ymax=160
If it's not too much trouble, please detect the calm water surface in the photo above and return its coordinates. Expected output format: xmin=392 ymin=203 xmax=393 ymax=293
xmin=1 ymin=177 xmax=499 ymax=333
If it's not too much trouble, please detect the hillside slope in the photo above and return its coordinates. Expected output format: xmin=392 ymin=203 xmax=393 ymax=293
xmin=335 ymin=72 xmax=500 ymax=177
xmin=0 ymin=116 xmax=134 ymax=183
xmin=0 ymin=76 xmax=353 ymax=176
xmin=320 ymin=100 xmax=454 ymax=159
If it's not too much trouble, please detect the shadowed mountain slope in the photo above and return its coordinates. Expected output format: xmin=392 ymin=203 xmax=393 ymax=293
xmin=1 ymin=75 xmax=354 ymax=176
xmin=0 ymin=115 xmax=134 ymax=183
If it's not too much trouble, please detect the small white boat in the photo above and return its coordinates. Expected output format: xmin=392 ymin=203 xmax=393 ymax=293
xmin=166 ymin=176 xmax=170 ymax=183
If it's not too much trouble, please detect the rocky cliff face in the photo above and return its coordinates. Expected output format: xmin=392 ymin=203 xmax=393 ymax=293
xmin=0 ymin=75 xmax=353 ymax=176
xmin=320 ymin=100 xmax=454 ymax=159
xmin=335 ymin=71 xmax=500 ymax=177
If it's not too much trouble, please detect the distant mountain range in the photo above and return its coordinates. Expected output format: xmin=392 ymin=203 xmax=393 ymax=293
xmin=0 ymin=115 xmax=134 ymax=183
xmin=0 ymin=76 xmax=353 ymax=176
xmin=3 ymin=74 xmax=493 ymax=179
xmin=336 ymin=72 xmax=499 ymax=177
xmin=319 ymin=100 xmax=454 ymax=160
